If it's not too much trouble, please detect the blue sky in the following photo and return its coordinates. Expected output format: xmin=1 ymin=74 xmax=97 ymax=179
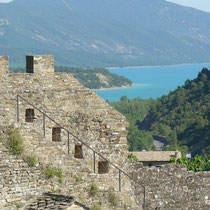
xmin=0 ymin=0 xmax=210 ymax=13
xmin=167 ymin=0 xmax=210 ymax=12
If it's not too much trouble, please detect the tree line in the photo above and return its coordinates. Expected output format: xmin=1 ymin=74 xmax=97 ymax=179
xmin=111 ymin=68 xmax=210 ymax=157
xmin=11 ymin=66 xmax=132 ymax=90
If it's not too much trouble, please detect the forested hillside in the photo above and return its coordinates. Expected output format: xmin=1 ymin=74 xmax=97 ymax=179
xmin=110 ymin=97 xmax=155 ymax=151
xmin=140 ymin=68 xmax=210 ymax=155
xmin=11 ymin=66 xmax=132 ymax=89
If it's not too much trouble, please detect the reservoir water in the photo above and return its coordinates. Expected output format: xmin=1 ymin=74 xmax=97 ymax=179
xmin=95 ymin=63 xmax=210 ymax=102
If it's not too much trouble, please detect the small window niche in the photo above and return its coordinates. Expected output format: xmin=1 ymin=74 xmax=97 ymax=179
xmin=52 ymin=127 xmax=61 ymax=142
xmin=74 ymin=145 xmax=83 ymax=159
xmin=98 ymin=161 xmax=109 ymax=174
xmin=25 ymin=109 xmax=35 ymax=123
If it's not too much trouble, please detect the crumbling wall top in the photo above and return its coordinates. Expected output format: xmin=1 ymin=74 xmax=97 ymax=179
xmin=26 ymin=55 xmax=54 ymax=74
xmin=0 ymin=56 xmax=9 ymax=74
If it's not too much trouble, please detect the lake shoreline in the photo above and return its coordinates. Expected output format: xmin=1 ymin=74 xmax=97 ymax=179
xmin=94 ymin=63 xmax=210 ymax=102
xmin=107 ymin=62 xmax=210 ymax=69
xmin=91 ymin=84 xmax=133 ymax=91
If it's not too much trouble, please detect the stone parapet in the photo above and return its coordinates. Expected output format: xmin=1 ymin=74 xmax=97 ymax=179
xmin=26 ymin=55 xmax=54 ymax=74
xmin=0 ymin=56 xmax=9 ymax=74
xmin=130 ymin=161 xmax=210 ymax=209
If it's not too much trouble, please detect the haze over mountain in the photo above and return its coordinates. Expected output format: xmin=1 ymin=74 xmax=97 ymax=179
xmin=1 ymin=0 xmax=210 ymax=67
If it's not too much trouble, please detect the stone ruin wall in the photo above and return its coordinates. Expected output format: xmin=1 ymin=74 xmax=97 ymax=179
xmin=0 ymin=137 xmax=51 ymax=210
xmin=0 ymin=56 xmax=9 ymax=74
xmin=26 ymin=55 xmax=54 ymax=74
xmin=0 ymin=134 xmax=88 ymax=210
xmin=1 ymin=138 xmax=209 ymax=210
xmin=0 ymin=55 xmax=139 ymax=209
xmin=0 ymin=55 xmax=129 ymax=169
xmin=0 ymin=55 xmax=209 ymax=210
xmin=0 ymin=71 xmax=130 ymax=175
xmin=130 ymin=161 xmax=210 ymax=210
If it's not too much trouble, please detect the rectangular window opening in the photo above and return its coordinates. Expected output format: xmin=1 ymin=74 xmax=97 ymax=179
xmin=25 ymin=109 xmax=35 ymax=123
xmin=74 ymin=145 xmax=83 ymax=159
xmin=52 ymin=127 xmax=61 ymax=142
xmin=98 ymin=161 xmax=109 ymax=174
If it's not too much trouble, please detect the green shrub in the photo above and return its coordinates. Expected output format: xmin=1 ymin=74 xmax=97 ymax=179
xmin=75 ymin=173 xmax=83 ymax=182
xmin=87 ymin=182 xmax=99 ymax=197
xmin=6 ymin=129 xmax=24 ymax=155
xmin=51 ymin=186 xmax=61 ymax=194
xmin=128 ymin=153 xmax=139 ymax=162
xmin=23 ymin=155 xmax=38 ymax=167
xmin=91 ymin=202 xmax=102 ymax=210
xmin=123 ymin=203 xmax=128 ymax=210
xmin=78 ymin=195 xmax=86 ymax=204
xmin=16 ymin=202 xmax=24 ymax=209
xmin=170 ymin=154 xmax=210 ymax=172
xmin=0 ymin=137 xmax=3 ymax=143
xmin=44 ymin=165 xmax=63 ymax=183
xmin=108 ymin=191 xmax=119 ymax=207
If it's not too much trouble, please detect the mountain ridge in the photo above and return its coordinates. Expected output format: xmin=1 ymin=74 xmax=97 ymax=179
xmin=1 ymin=0 xmax=210 ymax=67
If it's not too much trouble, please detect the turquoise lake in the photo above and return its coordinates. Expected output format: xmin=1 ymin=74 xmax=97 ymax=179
xmin=94 ymin=63 xmax=210 ymax=102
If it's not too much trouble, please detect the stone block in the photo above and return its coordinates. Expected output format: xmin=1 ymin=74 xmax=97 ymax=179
xmin=26 ymin=55 xmax=54 ymax=74
xmin=0 ymin=56 xmax=9 ymax=74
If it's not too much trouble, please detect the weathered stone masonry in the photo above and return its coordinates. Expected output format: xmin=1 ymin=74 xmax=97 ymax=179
xmin=0 ymin=55 xmax=138 ymax=210
xmin=0 ymin=139 xmax=51 ymax=209
xmin=0 ymin=56 xmax=9 ymax=74
xmin=131 ymin=162 xmax=210 ymax=209
xmin=26 ymin=55 xmax=54 ymax=74
xmin=0 ymin=55 xmax=209 ymax=210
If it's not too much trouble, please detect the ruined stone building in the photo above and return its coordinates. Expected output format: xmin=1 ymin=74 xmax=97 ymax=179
xmin=0 ymin=55 xmax=209 ymax=210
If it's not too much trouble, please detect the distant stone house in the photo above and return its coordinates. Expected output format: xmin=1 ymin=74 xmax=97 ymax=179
xmin=132 ymin=150 xmax=181 ymax=166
